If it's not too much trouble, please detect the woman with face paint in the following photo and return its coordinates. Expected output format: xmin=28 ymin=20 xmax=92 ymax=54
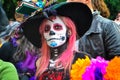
xmin=21 ymin=2 xmax=93 ymax=80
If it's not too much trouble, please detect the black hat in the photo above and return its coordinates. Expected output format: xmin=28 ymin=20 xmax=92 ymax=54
xmin=21 ymin=2 xmax=93 ymax=48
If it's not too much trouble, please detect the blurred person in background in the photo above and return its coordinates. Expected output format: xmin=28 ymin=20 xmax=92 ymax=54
xmin=114 ymin=10 xmax=120 ymax=26
xmin=13 ymin=35 xmax=40 ymax=80
xmin=67 ymin=0 xmax=120 ymax=60
xmin=0 ymin=12 xmax=25 ymax=63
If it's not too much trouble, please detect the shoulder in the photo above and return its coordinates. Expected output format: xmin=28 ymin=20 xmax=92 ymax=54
xmin=94 ymin=14 xmax=119 ymax=31
xmin=93 ymin=11 xmax=111 ymax=23
xmin=95 ymin=14 xmax=112 ymax=24
xmin=0 ymin=60 xmax=19 ymax=80
xmin=0 ymin=60 xmax=15 ymax=69
xmin=92 ymin=11 xmax=113 ymax=26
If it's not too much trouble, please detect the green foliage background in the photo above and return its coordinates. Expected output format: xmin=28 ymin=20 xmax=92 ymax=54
xmin=1 ymin=0 xmax=17 ymax=20
xmin=105 ymin=0 xmax=120 ymax=19
xmin=1 ymin=0 xmax=120 ymax=20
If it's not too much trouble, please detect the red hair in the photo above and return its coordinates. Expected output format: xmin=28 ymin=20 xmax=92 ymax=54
xmin=36 ymin=16 xmax=77 ymax=76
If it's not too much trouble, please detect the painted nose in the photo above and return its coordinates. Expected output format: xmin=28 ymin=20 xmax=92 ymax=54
xmin=49 ymin=31 xmax=55 ymax=35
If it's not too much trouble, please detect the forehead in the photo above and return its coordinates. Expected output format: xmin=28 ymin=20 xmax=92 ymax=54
xmin=118 ymin=13 xmax=120 ymax=16
xmin=49 ymin=16 xmax=61 ymax=21
xmin=117 ymin=13 xmax=120 ymax=18
xmin=45 ymin=16 xmax=64 ymax=24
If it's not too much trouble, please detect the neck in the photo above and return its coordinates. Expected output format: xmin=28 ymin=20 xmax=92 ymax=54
xmin=86 ymin=2 xmax=94 ymax=12
xmin=50 ymin=43 xmax=67 ymax=60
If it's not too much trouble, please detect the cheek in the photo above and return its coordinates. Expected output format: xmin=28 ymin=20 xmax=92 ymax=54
xmin=57 ymin=33 xmax=66 ymax=36
xmin=55 ymin=30 xmax=67 ymax=36
xmin=118 ymin=17 xmax=120 ymax=21
xmin=44 ymin=33 xmax=49 ymax=39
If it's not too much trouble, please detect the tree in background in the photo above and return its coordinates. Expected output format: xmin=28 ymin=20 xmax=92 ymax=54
xmin=1 ymin=0 xmax=17 ymax=20
xmin=1 ymin=0 xmax=120 ymax=20
xmin=105 ymin=0 xmax=120 ymax=20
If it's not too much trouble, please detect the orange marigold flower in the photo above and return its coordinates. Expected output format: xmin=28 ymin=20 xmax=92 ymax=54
xmin=104 ymin=56 xmax=120 ymax=80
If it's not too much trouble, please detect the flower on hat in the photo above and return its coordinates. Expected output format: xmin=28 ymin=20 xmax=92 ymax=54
xmin=35 ymin=0 xmax=46 ymax=9
xmin=32 ymin=0 xmax=56 ymax=11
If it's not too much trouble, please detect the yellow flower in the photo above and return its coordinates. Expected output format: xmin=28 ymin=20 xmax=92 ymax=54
xmin=70 ymin=56 xmax=91 ymax=80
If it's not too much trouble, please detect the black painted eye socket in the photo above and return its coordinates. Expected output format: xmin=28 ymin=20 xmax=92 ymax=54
xmin=44 ymin=25 xmax=50 ymax=32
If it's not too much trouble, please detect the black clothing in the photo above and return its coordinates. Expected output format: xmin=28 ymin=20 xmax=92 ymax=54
xmin=0 ymin=42 xmax=17 ymax=62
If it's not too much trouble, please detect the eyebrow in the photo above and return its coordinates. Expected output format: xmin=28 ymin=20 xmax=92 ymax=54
xmin=53 ymin=23 xmax=62 ymax=26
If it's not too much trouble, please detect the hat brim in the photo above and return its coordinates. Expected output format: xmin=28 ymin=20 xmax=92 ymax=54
xmin=22 ymin=2 xmax=93 ymax=48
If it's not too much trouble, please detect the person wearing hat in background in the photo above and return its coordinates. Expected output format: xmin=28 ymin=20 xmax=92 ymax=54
xmin=0 ymin=26 xmax=23 ymax=64
xmin=21 ymin=2 xmax=92 ymax=79
xmin=0 ymin=25 xmax=19 ymax=80
xmin=0 ymin=2 xmax=21 ymax=79
xmin=0 ymin=0 xmax=28 ymax=63
xmin=67 ymin=0 xmax=120 ymax=60
xmin=13 ymin=35 xmax=40 ymax=80
xmin=0 ymin=0 xmax=16 ymax=63
xmin=0 ymin=12 xmax=24 ymax=63
xmin=0 ymin=2 xmax=19 ymax=76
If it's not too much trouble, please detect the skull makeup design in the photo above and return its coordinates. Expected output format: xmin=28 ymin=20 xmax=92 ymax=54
xmin=43 ymin=16 xmax=67 ymax=48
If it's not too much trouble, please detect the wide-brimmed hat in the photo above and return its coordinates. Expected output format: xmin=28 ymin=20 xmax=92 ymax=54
xmin=21 ymin=2 xmax=93 ymax=48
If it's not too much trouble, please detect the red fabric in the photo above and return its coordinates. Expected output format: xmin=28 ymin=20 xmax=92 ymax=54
xmin=39 ymin=70 xmax=64 ymax=80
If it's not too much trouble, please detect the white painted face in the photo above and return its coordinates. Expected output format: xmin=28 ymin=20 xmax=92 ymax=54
xmin=43 ymin=16 xmax=67 ymax=48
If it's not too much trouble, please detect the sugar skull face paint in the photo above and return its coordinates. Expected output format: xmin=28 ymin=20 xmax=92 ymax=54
xmin=43 ymin=16 xmax=67 ymax=48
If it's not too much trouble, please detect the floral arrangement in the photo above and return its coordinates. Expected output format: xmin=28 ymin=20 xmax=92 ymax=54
xmin=70 ymin=56 xmax=120 ymax=80
xmin=16 ymin=0 xmax=57 ymax=16
xmin=24 ymin=0 xmax=57 ymax=11
xmin=32 ymin=0 xmax=47 ymax=10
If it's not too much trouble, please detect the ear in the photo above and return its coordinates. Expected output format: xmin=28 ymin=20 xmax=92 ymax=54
xmin=67 ymin=29 xmax=72 ymax=37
